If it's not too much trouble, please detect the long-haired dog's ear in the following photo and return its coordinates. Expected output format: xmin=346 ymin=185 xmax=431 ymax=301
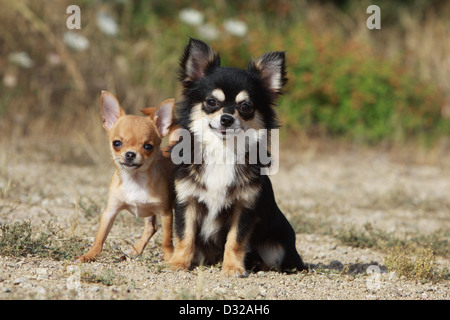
xmin=179 ymin=38 xmax=221 ymax=85
xmin=248 ymin=51 xmax=288 ymax=95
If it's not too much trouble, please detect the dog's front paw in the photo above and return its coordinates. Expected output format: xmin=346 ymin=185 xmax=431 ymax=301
xmin=74 ymin=254 xmax=96 ymax=263
xmin=124 ymin=248 xmax=140 ymax=258
xmin=162 ymin=246 xmax=174 ymax=263
xmin=168 ymin=257 xmax=191 ymax=271
xmin=222 ymin=264 xmax=248 ymax=278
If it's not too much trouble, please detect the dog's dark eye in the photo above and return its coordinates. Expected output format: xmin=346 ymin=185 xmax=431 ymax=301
xmin=143 ymin=144 xmax=153 ymax=151
xmin=113 ymin=140 xmax=122 ymax=149
xmin=205 ymin=98 xmax=220 ymax=110
xmin=239 ymin=102 xmax=253 ymax=114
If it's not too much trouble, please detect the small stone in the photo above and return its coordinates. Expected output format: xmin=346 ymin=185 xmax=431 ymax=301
xmin=36 ymin=268 xmax=50 ymax=279
xmin=36 ymin=287 xmax=46 ymax=295
xmin=259 ymin=288 xmax=267 ymax=297
xmin=13 ymin=277 xmax=27 ymax=285
xmin=2 ymin=287 xmax=11 ymax=293
xmin=213 ymin=287 xmax=227 ymax=295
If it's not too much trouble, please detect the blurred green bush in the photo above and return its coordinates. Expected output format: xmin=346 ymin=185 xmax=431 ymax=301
xmin=275 ymin=24 xmax=446 ymax=144
xmin=209 ymin=22 xmax=447 ymax=144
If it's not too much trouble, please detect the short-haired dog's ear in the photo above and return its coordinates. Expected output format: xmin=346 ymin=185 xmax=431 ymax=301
xmin=179 ymin=38 xmax=221 ymax=85
xmin=152 ymin=98 xmax=175 ymax=138
xmin=101 ymin=90 xmax=125 ymax=131
xmin=248 ymin=51 xmax=288 ymax=95
xmin=140 ymin=107 xmax=156 ymax=118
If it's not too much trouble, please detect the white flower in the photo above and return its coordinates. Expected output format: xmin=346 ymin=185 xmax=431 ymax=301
xmin=8 ymin=52 xmax=33 ymax=68
xmin=179 ymin=8 xmax=204 ymax=26
xmin=47 ymin=52 xmax=61 ymax=66
xmin=196 ymin=23 xmax=220 ymax=41
xmin=3 ymin=73 xmax=17 ymax=88
xmin=96 ymin=11 xmax=119 ymax=36
xmin=224 ymin=19 xmax=248 ymax=37
xmin=63 ymin=32 xmax=90 ymax=51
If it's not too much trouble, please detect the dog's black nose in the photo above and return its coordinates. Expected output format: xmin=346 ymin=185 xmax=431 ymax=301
xmin=125 ymin=151 xmax=136 ymax=160
xmin=220 ymin=114 xmax=235 ymax=127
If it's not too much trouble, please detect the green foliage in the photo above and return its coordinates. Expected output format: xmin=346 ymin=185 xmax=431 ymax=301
xmin=211 ymin=21 xmax=447 ymax=144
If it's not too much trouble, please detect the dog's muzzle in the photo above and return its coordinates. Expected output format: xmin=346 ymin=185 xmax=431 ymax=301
xmin=220 ymin=114 xmax=235 ymax=128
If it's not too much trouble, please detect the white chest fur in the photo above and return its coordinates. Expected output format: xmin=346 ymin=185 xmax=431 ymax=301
xmin=199 ymin=163 xmax=235 ymax=241
xmin=198 ymin=138 xmax=237 ymax=240
xmin=119 ymin=171 xmax=159 ymax=217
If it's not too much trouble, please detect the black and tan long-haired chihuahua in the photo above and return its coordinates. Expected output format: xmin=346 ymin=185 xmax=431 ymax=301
xmin=169 ymin=38 xmax=306 ymax=276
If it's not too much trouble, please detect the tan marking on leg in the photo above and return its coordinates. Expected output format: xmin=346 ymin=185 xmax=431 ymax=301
xmin=222 ymin=204 xmax=248 ymax=277
xmin=160 ymin=212 xmax=174 ymax=262
xmin=128 ymin=216 xmax=157 ymax=257
xmin=169 ymin=201 xmax=197 ymax=270
xmin=75 ymin=204 xmax=121 ymax=262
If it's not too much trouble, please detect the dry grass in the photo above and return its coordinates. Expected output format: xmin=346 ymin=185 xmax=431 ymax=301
xmin=385 ymin=245 xmax=438 ymax=282
xmin=0 ymin=220 xmax=90 ymax=260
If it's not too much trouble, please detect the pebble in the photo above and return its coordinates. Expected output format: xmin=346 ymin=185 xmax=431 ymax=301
xmin=259 ymin=288 xmax=267 ymax=297
xmin=213 ymin=287 xmax=227 ymax=295
xmin=36 ymin=287 xmax=46 ymax=295
xmin=36 ymin=268 xmax=50 ymax=279
xmin=13 ymin=277 xmax=27 ymax=285
xmin=2 ymin=287 xmax=11 ymax=293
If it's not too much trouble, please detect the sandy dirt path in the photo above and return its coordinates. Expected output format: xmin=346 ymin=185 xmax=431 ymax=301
xmin=0 ymin=143 xmax=449 ymax=300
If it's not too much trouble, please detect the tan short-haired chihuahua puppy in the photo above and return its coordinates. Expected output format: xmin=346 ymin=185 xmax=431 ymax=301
xmin=76 ymin=91 xmax=175 ymax=262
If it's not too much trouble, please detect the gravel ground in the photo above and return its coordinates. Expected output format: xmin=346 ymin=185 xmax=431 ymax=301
xmin=0 ymin=142 xmax=449 ymax=300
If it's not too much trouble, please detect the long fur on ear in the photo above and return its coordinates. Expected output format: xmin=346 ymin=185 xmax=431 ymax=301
xmin=101 ymin=91 xmax=126 ymax=130
xmin=179 ymin=38 xmax=221 ymax=85
xmin=247 ymin=51 xmax=288 ymax=95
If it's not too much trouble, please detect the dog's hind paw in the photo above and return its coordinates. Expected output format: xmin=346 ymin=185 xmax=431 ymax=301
xmin=222 ymin=265 xmax=248 ymax=278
